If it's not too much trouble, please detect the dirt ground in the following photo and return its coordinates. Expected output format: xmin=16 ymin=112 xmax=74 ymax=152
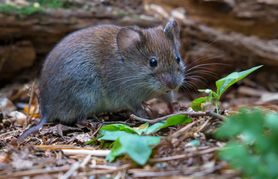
xmin=1 ymin=78 xmax=277 ymax=178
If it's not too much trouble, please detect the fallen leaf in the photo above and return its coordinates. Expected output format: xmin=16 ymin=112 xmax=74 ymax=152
xmin=0 ymin=98 xmax=16 ymax=116
xmin=8 ymin=111 xmax=27 ymax=126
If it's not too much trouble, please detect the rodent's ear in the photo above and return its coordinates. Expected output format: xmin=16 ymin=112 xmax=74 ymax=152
xmin=163 ymin=18 xmax=180 ymax=46
xmin=117 ymin=27 xmax=142 ymax=53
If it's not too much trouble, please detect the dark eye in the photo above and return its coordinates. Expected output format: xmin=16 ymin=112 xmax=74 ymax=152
xmin=149 ymin=57 xmax=158 ymax=67
xmin=176 ymin=56 xmax=181 ymax=64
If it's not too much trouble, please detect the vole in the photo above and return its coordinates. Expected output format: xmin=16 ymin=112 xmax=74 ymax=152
xmin=18 ymin=19 xmax=185 ymax=141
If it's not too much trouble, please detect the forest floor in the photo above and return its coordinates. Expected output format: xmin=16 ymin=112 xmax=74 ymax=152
xmin=0 ymin=78 xmax=277 ymax=178
xmin=0 ymin=0 xmax=278 ymax=178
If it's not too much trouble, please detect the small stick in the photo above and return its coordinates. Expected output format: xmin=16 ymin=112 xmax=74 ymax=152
xmin=60 ymin=162 xmax=80 ymax=179
xmin=149 ymin=147 xmax=219 ymax=163
xmin=130 ymin=110 xmax=225 ymax=124
xmin=80 ymin=155 xmax=92 ymax=168
xmin=130 ymin=111 xmax=206 ymax=124
xmin=62 ymin=149 xmax=110 ymax=156
xmin=34 ymin=145 xmax=96 ymax=150
xmin=196 ymin=118 xmax=211 ymax=133
xmin=206 ymin=110 xmax=226 ymax=120
xmin=170 ymin=118 xmax=211 ymax=146
xmin=79 ymin=164 xmax=131 ymax=176
xmin=129 ymin=170 xmax=180 ymax=178
xmin=0 ymin=166 xmax=70 ymax=179
xmin=170 ymin=120 xmax=199 ymax=138
xmin=91 ymin=125 xmax=102 ymax=137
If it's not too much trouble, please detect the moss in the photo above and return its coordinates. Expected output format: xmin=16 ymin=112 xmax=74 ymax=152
xmin=0 ymin=0 xmax=65 ymax=16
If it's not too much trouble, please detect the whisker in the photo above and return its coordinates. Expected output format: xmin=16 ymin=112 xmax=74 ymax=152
xmin=186 ymin=63 xmax=228 ymax=73
xmin=187 ymin=54 xmax=224 ymax=65
xmin=185 ymin=70 xmax=219 ymax=79
xmin=185 ymin=76 xmax=208 ymax=87
xmin=180 ymin=85 xmax=192 ymax=96
xmin=184 ymin=81 xmax=198 ymax=91
xmin=185 ymin=75 xmax=209 ymax=83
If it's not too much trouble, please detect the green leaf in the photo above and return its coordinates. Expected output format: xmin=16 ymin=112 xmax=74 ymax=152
xmin=216 ymin=108 xmax=278 ymax=179
xmin=218 ymin=141 xmax=260 ymax=176
xmin=216 ymin=65 xmax=262 ymax=98
xmin=98 ymin=130 xmax=133 ymax=141
xmin=106 ymin=134 xmax=160 ymax=165
xmin=99 ymin=115 xmax=192 ymax=141
xmin=100 ymin=123 xmax=138 ymax=133
xmin=98 ymin=124 xmax=139 ymax=141
xmin=265 ymin=113 xmax=278 ymax=131
xmin=191 ymin=97 xmax=208 ymax=111
xmin=145 ymin=114 xmax=192 ymax=134
xmin=215 ymin=108 xmax=264 ymax=139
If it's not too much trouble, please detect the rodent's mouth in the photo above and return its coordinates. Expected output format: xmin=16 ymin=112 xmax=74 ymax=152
xmin=158 ymin=74 xmax=184 ymax=93
xmin=151 ymin=76 xmax=184 ymax=94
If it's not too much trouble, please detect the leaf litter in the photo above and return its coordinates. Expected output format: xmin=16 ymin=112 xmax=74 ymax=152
xmin=0 ymin=78 xmax=277 ymax=178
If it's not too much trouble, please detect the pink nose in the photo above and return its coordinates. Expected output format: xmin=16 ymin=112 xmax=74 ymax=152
xmin=165 ymin=80 xmax=178 ymax=89
xmin=162 ymin=74 xmax=179 ymax=90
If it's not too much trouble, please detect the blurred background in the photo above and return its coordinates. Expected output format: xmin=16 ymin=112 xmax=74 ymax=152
xmin=0 ymin=0 xmax=277 ymax=108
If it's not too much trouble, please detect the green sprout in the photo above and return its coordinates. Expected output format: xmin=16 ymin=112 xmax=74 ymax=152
xmin=192 ymin=65 xmax=263 ymax=113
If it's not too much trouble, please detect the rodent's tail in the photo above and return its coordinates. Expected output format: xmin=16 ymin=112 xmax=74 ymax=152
xmin=17 ymin=118 xmax=47 ymax=143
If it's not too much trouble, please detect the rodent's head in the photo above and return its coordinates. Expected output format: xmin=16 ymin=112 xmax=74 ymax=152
xmin=117 ymin=19 xmax=185 ymax=93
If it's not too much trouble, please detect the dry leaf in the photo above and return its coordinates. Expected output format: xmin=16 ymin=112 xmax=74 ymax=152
xmin=0 ymin=98 xmax=16 ymax=116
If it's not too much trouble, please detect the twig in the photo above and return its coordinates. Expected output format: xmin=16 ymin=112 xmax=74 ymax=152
xmin=171 ymin=120 xmax=202 ymax=147
xmin=196 ymin=118 xmax=211 ymax=133
xmin=35 ymin=145 xmax=110 ymax=156
xmin=61 ymin=154 xmax=92 ymax=179
xmin=149 ymin=147 xmax=219 ymax=163
xmin=79 ymin=164 xmax=131 ymax=176
xmin=130 ymin=111 xmax=206 ymax=124
xmin=129 ymin=170 xmax=180 ymax=178
xmin=0 ymin=166 xmax=70 ymax=179
xmin=80 ymin=155 xmax=92 ymax=168
xmin=60 ymin=162 xmax=80 ymax=179
xmin=130 ymin=110 xmax=225 ymax=124
xmin=89 ymin=165 xmax=121 ymax=170
xmin=62 ymin=149 xmax=110 ymax=156
xmin=91 ymin=125 xmax=102 ymax=137
xmin=206 ymin=111 xmax=226 ymax=120
xmin=35 ymin=145 xmax=98 ymax=150
xmin=170 ymin=120 xmax=199 ymax=139
xmin=0 ymin=130 xmax=19 ymax=138
xmin=170 ymin=118 xmax=212 ymax=146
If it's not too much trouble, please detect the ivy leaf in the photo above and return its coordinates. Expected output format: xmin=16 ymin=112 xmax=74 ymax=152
xmin=216 ymin=65 xmax=262 ymax=98
xmin=145 ymin=114 xmax=192 ymax=134
xmin=106 ymin=134 xmax=160 ymax=165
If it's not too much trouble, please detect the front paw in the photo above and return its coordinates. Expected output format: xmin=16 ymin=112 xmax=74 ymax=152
xmin=134 ymin=108 xmax=150 ymax=118
xmin=134 ymin=104 xmax=158 ymax=119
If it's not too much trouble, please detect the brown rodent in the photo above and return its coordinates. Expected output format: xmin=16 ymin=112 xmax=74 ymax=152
xmin=18 ymin=19 xmax=185 ymax=141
